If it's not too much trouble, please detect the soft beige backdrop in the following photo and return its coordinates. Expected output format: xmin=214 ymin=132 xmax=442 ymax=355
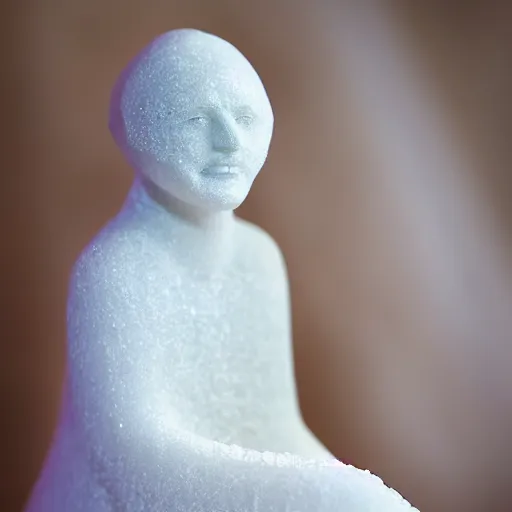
xmin=2 ymin=2 xmax=512 ymax=511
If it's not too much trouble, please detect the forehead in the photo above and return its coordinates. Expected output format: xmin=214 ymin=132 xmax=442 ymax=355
xmin=121 ymin=34 xmax=270 ymax=115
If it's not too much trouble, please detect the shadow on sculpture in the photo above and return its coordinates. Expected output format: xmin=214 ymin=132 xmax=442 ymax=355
xmin=25 ymin=29 xmax=418 ymax=511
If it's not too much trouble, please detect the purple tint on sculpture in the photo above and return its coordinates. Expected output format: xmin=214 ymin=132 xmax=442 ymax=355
xmin=25 ymin=29 xmax=419 ymax=511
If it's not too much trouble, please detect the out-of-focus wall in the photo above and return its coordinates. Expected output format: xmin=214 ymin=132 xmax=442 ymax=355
xmin=1 ymin=1 xmax=511 ymax=511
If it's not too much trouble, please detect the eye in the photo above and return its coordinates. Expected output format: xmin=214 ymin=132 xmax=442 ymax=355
xmin=186 ymin=116 xmax=209 ymax=126
xmin=235 ymin=115 xmax=254 ymax=127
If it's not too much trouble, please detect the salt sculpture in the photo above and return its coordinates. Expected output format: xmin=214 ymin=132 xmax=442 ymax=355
xmin=26 ymin=29 xmax=419 ymax=511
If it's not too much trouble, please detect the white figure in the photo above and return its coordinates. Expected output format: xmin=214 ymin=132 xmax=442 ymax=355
xmin=26 ymin=29 xmax=418 ymax=511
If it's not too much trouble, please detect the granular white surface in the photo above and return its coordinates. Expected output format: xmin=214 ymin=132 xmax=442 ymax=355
xmin=25 ymin=29 xmax=419 ymax=511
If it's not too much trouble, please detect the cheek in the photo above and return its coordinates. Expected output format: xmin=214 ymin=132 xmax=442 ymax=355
xmin=246 ymin=128 xmax=271 ymax=168
xmin=166 ymin=128 xmax=210 ymax=165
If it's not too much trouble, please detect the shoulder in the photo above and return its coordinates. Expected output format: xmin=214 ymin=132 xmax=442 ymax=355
xmin=69 ymin=215 xmax=161 ymax=294
xmin=234 ymin=217 xmax=287 ymax=270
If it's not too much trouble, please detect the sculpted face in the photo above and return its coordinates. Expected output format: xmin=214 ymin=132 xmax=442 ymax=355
xmin=110 ymin=29 xmax=274 ymax=212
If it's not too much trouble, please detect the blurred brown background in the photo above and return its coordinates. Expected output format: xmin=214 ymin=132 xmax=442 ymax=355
xmin=2 ymin=1 xmax=512 ymax=511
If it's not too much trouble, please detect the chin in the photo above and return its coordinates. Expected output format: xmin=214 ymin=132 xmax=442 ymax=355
xmin=197 ymin=193 xmax=247 ymax=212
xmin=191 ymin=184 xmax=251 ymax=212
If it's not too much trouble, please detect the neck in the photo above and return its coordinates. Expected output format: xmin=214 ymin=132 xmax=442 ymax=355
xmin=124 ymin=176 xmax=235 ymax=272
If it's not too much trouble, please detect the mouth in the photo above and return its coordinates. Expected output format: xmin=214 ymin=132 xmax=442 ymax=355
xmin=201 ymin=165 xmax=240 ymax=177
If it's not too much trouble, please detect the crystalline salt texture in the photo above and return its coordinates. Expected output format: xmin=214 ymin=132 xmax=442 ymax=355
xmin=25 ymin=29 xmax=419 ymax=511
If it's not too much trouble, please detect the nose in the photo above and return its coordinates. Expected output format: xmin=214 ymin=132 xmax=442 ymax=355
xmin=212 ymin=116 xmax=241 ymax=153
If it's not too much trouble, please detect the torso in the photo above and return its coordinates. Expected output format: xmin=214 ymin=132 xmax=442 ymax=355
xmin=26 ymin=201 xmax=330 ymax=512
xmin=91 ymin=204 xmax=302 ymax=452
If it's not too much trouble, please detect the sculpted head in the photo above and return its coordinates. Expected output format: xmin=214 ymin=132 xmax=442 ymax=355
xmin=109 ymin=29 xmax=274 ymax=212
